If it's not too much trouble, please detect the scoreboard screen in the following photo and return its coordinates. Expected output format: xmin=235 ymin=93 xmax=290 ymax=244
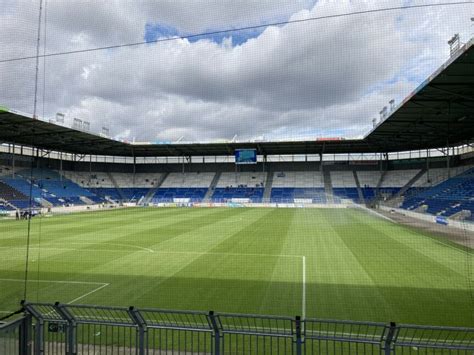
xmin=235 ymin=149 xmax=257 ymax=164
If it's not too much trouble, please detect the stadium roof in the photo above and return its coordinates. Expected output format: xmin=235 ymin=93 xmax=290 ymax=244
xmin=0 ymin=39 xmax=473 ymax=157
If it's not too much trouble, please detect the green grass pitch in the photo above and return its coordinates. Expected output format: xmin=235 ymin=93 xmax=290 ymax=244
xmin=0 ymin=207 xmax=472 ymax=327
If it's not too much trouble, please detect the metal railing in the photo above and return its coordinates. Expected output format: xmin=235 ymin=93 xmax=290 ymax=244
xmin=0 ymin=301 xmax=472 ymax=354
xmin=0 ymin=314 xmax=32 ymax=354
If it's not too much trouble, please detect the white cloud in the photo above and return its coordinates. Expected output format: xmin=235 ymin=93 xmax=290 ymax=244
xmin=0 ymin=0 xmax=472 ymax=142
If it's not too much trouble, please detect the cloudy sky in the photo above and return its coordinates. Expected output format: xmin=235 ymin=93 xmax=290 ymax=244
xmin=0 ymin=0 xmax=472 ymax=143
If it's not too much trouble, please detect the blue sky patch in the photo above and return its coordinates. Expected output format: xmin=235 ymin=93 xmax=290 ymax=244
xmin=188 ymin=27 xmax=264 ymax=46
xmin=144 ymin=23 xmax=179 ymax=43
xmin=144 ymin=21 xmax=265 ymax=46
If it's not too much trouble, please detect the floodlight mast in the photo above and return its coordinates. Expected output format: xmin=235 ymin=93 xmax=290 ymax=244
xmin=448 ymin=34 xmax=460 ymax=56
xmin=55 ymin=112 xmax=65 ymax=124
xmin=101 ymin=127 xmax=110 ymax=137
xmin=389 ymin=99 xmax=395 ymax=112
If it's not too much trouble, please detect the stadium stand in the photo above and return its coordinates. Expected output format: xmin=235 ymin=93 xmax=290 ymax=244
xmin=401 ymin=167 xmax=474 ymax=220
xmin=377 ymin=169 xmax=421 ymax=199
xmin=0 ymin=168 xmax=105 ymax=207
xmin=331 ymin=170 xmax=359 ymax=203
xmin=152 ymin=172 xmax=214 ymax=203
xmin=63 ymin=171 xmax=165 ymax=202
xmin=212 ymin=172 xmax=265 ymax=202
xmin=161 ymin=172 xmax=214 ymax=188
xmin=355 ymin=170 xmax=381 ymax=202
xmin=0 ymin=180 xmax=32 ymax=209
xmin=271 ymin=171 xmax=326 ymax=203
xmin=0 ymin=200 xmax=14 ymax=212
xmin=0 ymin=176 xmax=45 ymax=208
xmin=412 ymin=165 xmax=472 ymax=188
xmin=0 ymin=162 xmax=473 ymax=220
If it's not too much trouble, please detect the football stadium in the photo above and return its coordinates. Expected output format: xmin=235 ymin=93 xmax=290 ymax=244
xmin=0 ymin=1 xmax=473 ymax=354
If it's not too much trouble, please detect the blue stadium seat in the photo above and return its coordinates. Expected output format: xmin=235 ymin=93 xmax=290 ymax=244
xmin=270 ymin=188 xmax=326 ymax=203
xmin=401 ymin=168 xmax=474 ymax=218
xmin=1 ymin=169 xmax=103 ymax=206
xmin=153 ymin=188 xmax=208 ymax=203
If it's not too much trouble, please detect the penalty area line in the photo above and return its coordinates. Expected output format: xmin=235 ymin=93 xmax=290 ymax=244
xmin=67 ymin=283 xmax=110 ymax=304
xmin=0 ymin=278 xmax=110 ymax=305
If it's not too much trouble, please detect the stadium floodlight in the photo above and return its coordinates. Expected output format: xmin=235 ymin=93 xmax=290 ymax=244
xmin=379 ymin=106 xmax=388 ymax=120
xmin=101 ymin=127 xmax=110 ymax=137
xmin=448 ymin=34 xmax=460 ymax=55
xmin=73 ymin=118 xmax=83 ymax=130
xmin=389 ymin=99 xmax=395 ymax=111
xmin=83 ymin=121 xmax=90 ymax=132
xmin=372 ymin=118 xmax=377 ymax=127
xmin=56 ymin=112 xmax=65 ymax=123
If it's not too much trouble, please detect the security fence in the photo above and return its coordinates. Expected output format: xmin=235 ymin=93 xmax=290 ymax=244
xmin=0 ymin=313 xmax=31 ymax=354
xmin=0 ymin=301 xmax=472 ymax=354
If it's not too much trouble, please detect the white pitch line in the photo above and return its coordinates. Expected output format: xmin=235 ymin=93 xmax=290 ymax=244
xmin=67 ymin=283 xmax=110 ymax=304
xmin=0 ymin=242 xmax=154 ymax=253
xmin=0 ymin=278 xmax=107 ymax=285
xmin=0 ymin=246 xmax=149 ymax=254
xmin=0 ymin=279 xmax=110 ymax=315
xmin=302 ymin=256 xmax=306 ymax=320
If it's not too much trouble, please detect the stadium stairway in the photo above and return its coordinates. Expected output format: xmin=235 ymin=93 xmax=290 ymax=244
xmin=80 ymin=196 xmax=94 ymax=205
xmin=353 ymin=171 xmax=365 ymax=204
xmin=393 ymin=168 xmax=426 ymax=200
xmin=322 ymin=169 xmax=334 ymax=203
xmin=203 ymin=172 xmax=220 ymax=202
xmin=141 ymin=172 xmax=169 ymax=205
xmin=107 ymin=172 xmax=126 ymax=200
xmin=376 ymin=170 xmax=387 ymax=192
xmin=450 ymin=209 xmax=471 ymax=220
xmin=262 ymin=171 xmax=274 ymax=203
xmin=38 ymin=197 xmax=53 ymax=208
xmin=0 ymin=198 xmax=16 ymax=210
xmin=371 ymin=169 xmax=388 ymax=205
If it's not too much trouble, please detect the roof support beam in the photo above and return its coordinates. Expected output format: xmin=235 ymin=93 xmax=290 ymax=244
xmin=429 ymin=85 xmax=474 ymax=101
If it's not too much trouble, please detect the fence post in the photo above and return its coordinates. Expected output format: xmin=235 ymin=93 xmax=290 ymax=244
xmin=35 ymin=319 xmax=44 ymax=355
xmin=295 ymin=316 xmax=303 ymax=355
xmin=19 ymin=313 xmax=33 ymax=355
xmin=54 ymin=302 xmax=76 ymax=355
xmin=208 ymin=311 xmax=221 ymax=355
xmin=128 ymin=306 xmax=146 ymax=355
xmin=383 ymin=322 xmax=398 ymax=355
xmin=22 ymin=302 xmax=44 ymax=355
